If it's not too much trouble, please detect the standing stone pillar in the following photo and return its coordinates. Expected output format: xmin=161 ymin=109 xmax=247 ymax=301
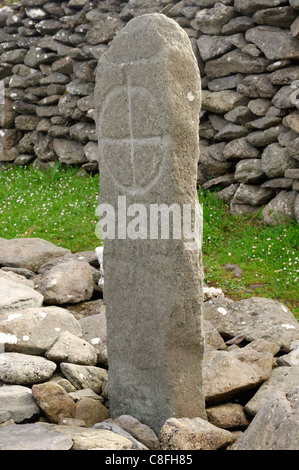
xmin=95 ymin=13 xmax=205 ymax=434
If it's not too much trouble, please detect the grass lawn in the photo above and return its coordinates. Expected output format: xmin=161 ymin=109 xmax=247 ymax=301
xmin=0 ymin=164 xmax=298 ymax=319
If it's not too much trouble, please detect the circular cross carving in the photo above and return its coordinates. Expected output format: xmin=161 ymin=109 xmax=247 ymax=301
xmin=98 ymin=75 xmax=168 ymax=196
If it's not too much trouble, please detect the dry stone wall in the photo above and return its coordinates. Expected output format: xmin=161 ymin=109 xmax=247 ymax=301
xmin=0 ymin=0 xmax=298 ymax=224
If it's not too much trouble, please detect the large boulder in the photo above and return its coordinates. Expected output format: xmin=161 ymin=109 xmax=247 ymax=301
xmin=35 ymin=259 xmax=94 ymax=305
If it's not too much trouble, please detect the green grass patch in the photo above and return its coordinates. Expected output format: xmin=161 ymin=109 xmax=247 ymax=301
xmin=0 ymin=164 xmax=100 ymax=253
xmin=0 ymin=164 xmax=298 ymax=319
xmin=198 ymin=189 xmax=299 ymax=319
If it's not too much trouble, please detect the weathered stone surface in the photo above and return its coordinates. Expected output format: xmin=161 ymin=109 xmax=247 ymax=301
xmin=205 ymin=50 xmax=270 ymax=79
xmin=1 ymin=49 xmax=27 ymax=64
xmin=235 ymin=0 xmax=286 ymax=16
xmin=270 ymin=66 xmax=299 ymax=85
xmin=235 ymin=159 xmax=264 ymax=184
xmin=248 ymin=98 xmax=271 ymax=116
xmin=95 ymin=13 xmax=205 ymax=434
xmin=0 ymin=98 xmax=17 ymax=129
xmin=0 ymin=278 xmax=43 ymax=314
xmin=237 ymin=74 xmax=278 ymax=99
xmin=0 ymin=385 xmax=40 ymax=424
xmin=45 ymin=331 xmax=98 ymax=365
xmin=262 ymin=190 xmax=297 ymax=225
xmin=233 ymin=183 xmax=275 ymax=206
xmin=0 ymin=238 xmax=70 ymax=273
xmin=69 ymin=122 xmax=96 ymax=143
xmin=203 ymin=344 xmax=273 ymax=404
xmin=0 ymin=353 xmax=57 ymax=385
xmin=60 ymin=363 xmax=107 ymax=394
xmin=203 ymin=297 xmax=299 ymax=352
xmin=32 ymin=382 xmax=76 ymax=423
xmin=159 ymin=417 xmax=234 ymax=450
xmin=217 ymin=183 xmax=239 ymax=203
xmin=43 ymin=424 xmax=133 ymax=450
xmin=199 ymin=146 xmax=233 ymax=177
xmin=93 ymin=421 xmax=148 ymax=450
xmin=246 ymin=125 xmax=283 ymax=147
xmin=252 ymin=7 xmax=297 ymax=28
xmin=78 ymin=310 xmax=107 ymax=360
xmin=202 ymin=90 xmax=247 ymax=114
xmin=206 ymin=403 xmax=250 ymax=430
xmin=248 ymin=116 xmax=282 ymax=130
xmin=85 ymin=14 xmax=124 ymax=45
xmin=224 ymin=106 xmax=255 ymax=124
xmin=245 ymin=367 xmax=299 ymax=417
xmin=261 ymin=143 xmax=296 ymax=178
xmin=0 ymin=423 xmax=73 ymax=450
xmin=291 ymin=15 xmax=299 ymax=38
xmin=208 ymin=74 xmax=244 ymax=92
xmin=65 ymin=79 xmax=94 ymax=96
xmin=246 ymin=27 xmax=299 ymax=60
xmin=272 ymin=85 xmax=296 ymax=108
xmin=0 ymin=129 xmax=22 ymax=162
xmin=24 ymin=46 xmax=57 ymax=68
xmin=214 ymin=123 xmax=249 ymax=140
xmin=201 ymin=173 xmax=235 ymax=191
xmin=53 ymin=138 xmax=86 ymax=164
xmin=84 ymin=141 xmax=98 ymax=162
xmin=223 ymin=138 xmax=259 ymax=160
xmin=261 ymin=177 xmax=294 ymax=189
xmin=75 ymin=398 xmax=109 ymax=427
xmin=36 ymin=259 xmax=94 ymax=305
xmin=0 ymin=306 xmax=82 ymax=355
xmin=232 ymin=387 xmax=299 ymax=450
xmin=194 ymin=4 xmax=235 ymax=34
xmin=222 ymin=16 xmax=254 ymax=34
xmin=287 ymin=138 xmax=299 ymax=161
xmin=284 ymin=114 xmax=299 ymax=133
xmin=197 ymin=34 xmax=234 ymax=61
xmin=105 ymin=414 xmax=159 ymax=450
xmin=15 ymin=115 xmax=40 ymax=131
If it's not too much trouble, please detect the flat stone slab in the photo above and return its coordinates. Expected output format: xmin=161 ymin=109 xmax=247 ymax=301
xmin=41 ymin=424 xmax=133 ymax=450
xmin=0 ymin=306 xmax=82 ymax=355
xmin=0 ymin=237 xmax=70 ymax=273
xmin=0 ymin=278 xmax=44 ymax=314
xmin=0 ymin=423 xmax=73 ymax=450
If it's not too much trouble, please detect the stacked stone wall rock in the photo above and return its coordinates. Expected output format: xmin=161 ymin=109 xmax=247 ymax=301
xmin=0 ymin=0 xmax=298 ymax=224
